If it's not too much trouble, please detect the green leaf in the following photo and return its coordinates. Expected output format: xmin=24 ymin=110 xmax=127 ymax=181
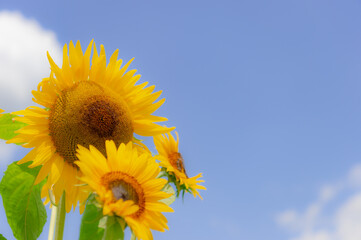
xmin=0 ymin=114 xmax=27 ymax=141
xmin=159 ymin=184 xmax=176 ymax=206
xmin=0 ymin=233 xmax=7 ymax=240
xmin=102 ymin=216 xmax=124 ymax=240
xmin=79 ymin=195 xmax=104 ymax=240
xmin=0 ymin=162 xmax=47 ymax=240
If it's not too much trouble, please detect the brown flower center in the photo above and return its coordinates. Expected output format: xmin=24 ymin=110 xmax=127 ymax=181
xmin=168 ymin=152 xmax=187 ymax=176
xmin=101 ymin=171 xmax=145 ymax=217
xmin=49 ymin=81 xmax=134 ymax=164
xmin=82 ymin=98 xmax=119 ymax=138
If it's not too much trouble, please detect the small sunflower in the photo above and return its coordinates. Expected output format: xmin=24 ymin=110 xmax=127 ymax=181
xmin=76 ymin=140 xmax=173 ymax=240
xmin=7 ymin=40 xmax=174 ymax=212
xmin=154 ymin=132 xmax=206 ymax=199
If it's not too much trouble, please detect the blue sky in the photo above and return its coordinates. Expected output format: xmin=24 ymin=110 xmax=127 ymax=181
xmin=1 ymin=0 xmax=361 ymax=239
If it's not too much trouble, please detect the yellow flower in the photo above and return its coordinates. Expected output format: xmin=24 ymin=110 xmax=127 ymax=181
xmin=0 ymin=109 xmax=3 ymax=113
xmin=76 ymin=141 xmax=173 ymax=240
xmin=154 ymin=132 xmax=206 ymax=199
xmin=7 ymin=40 xmax=174 ymax=212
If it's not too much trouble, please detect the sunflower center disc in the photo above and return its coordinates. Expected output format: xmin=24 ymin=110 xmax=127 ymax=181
xmin=110 ymin=180 xmax=139 ymax=203
xmin=101 ymin=171 xmax=141 ymax=203
xmin=169 ymin=152 xmax=187 ymax=175
xmin=49 ymin=81 xmax=134 ymax=164
xmin=82 ymin=99 xmax=118 ymax=138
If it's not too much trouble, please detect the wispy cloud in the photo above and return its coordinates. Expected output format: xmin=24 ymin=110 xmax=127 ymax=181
xmin=0 ymin=11 xmax=61 ymax=169
xmin=0 ymin=10 xmax=61 ymax=112
xmin=276 ymin=164 xmax=361 ymax=240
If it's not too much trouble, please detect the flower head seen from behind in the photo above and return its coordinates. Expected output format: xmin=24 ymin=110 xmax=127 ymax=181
xmin=76 ymin=140 xmax=173 ymax=240
xmin=7 ymin=40 xmax=174 ymax=212
xmin=154 ymin=132 xmax=206 ymax=199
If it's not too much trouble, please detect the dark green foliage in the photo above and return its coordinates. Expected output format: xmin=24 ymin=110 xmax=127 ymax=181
xmin=0 ymin=162 xmax=47 ymax=240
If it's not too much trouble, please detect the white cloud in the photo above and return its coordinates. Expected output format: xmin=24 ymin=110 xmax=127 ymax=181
xmin=276 ymin=164 xmax=361 ymax=240
xmin=292 ymin=231 xmax=333 ymax=240
xmin=335 ymin=193 xmax=361 ymax=240
xmin=0 ymin=11 xmax=61 ymax=166
xmin=0 ymin=10 xmax=62 ymax=112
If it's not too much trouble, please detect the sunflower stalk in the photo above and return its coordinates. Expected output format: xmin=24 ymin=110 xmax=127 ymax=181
xmin=53 ymin=193 xmax=66 ymax=240
xmin=47 ymin=205 xmax=57 ymax=240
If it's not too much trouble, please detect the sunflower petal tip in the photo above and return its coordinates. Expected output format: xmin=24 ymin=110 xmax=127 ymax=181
xmin=168 ymin=126 xmax=176 ymax=132
xmin=46 ymin=51 xmax=51 ymax=59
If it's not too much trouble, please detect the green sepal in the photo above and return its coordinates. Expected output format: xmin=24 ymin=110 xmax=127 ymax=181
xmin=0 ymin=162 xmax=47 ymax=240
xmin=0 ymin=233 xmax=7 ymax=240
xmin=156 ymin=169 xmax=168 ymax=179
xmin=79 ymin=194 xmax=104 ymax=240
xmin=0 ymin=114 xmax=27 ymax=141
xmin=161 ymin=168 xmax=192 ymax=200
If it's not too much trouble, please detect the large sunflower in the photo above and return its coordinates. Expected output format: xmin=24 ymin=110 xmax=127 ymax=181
xmin=7 ymin=40 xmax=174 ymax=212
xmin=76 ymin=140 xmax=173 ymax=240
xmin=154 ymin=132 xmax=206 ymax=199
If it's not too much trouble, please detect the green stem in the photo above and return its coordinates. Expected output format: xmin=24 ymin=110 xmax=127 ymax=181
xmin=102 ymin=216 xmax=111 ymax=240
xmin=47 ymin=204 xmax=57 ymax=240
xmin=54 ymin=193 xmax=66 ymax=240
